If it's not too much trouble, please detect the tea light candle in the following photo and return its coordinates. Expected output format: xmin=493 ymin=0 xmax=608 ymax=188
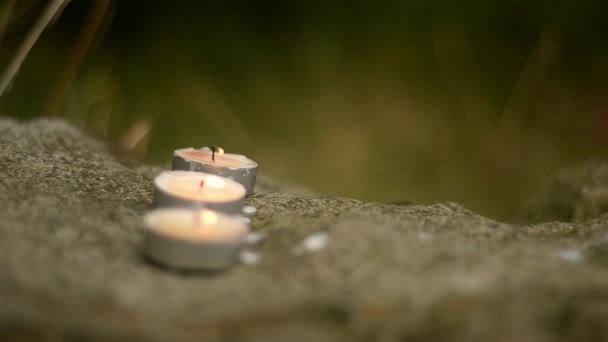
xmin=153 ymin=171 xmax=246 ymax=215
xmin=143 ymin=208 xmax=249 ymax=270
xmin=172 ymin=147 xmax=258 ymax=196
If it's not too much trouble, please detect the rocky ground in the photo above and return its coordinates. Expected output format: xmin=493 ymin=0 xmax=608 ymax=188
xmin=1 ymin=117 xmax=608 ymax=341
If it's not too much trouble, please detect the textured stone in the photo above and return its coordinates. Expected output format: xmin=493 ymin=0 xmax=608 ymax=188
xmin=1 ymin=118 xmax=608 ymax=341
xmin=521 ymin=160 xmax=608 ymax=223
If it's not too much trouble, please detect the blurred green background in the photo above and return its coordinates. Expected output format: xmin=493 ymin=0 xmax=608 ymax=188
xmin=1 ymin=0 xmax=608 ymax=220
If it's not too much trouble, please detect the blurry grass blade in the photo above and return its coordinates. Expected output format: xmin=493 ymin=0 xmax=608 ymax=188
xmin=498 ymin=26 xmax=560 ymax=136
xmin=118 ymin=117 xmax=156 ymax=152
xmin=0 ymin=0 xmax=70 ymax=97
xmin=493 ymin=26 xmax=560 ymax=166
xmin=6 ymin=0 xmax=41 ymax=30
xmin=0 ymin=0 xmax=16 ymax=45
xmin=48 ymin=0 xmax=69 ymax=26
xmin=44 ymin=0 xmax=111 ymax=116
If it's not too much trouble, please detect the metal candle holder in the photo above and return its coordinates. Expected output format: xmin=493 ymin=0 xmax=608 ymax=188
xmin=152 ymin=171 xmax=246 ymax=215
xmin=143 ymin=209 xmax=249 ymax=270
xmin=172 ymin=147 xmax=258 ymax=196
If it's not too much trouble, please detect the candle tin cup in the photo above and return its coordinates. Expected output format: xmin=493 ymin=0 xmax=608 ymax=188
xmin=153 ymin=171 xmax=246 ymax=215
xmin=172 ymin=147 xmax=258 ymax=196
xmin=143 ymin=208 xmax=250 ymax=270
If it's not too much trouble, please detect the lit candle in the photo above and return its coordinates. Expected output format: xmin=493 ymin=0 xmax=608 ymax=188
xmin=153 ymin=171 xmax=246 ymax=214
xmin=143 ymin=208 xmax=250 ymax=270
xmin=172 ymin=147 xmax=258 ymax=196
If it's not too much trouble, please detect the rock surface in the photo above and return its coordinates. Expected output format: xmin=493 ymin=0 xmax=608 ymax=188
xmin=521 ymin=160 xmax=608 ymax=223
xmin=1 ymin=118 xmax=608 ymax=341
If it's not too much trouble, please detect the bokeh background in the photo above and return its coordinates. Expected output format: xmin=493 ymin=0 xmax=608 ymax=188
xmin=1 ymin=0 xmax=608 ymax=220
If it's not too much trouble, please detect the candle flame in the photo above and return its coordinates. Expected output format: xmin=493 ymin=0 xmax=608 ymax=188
xmin=199 ymin=210 xmax=218 ymax=224
xmin=210 ymin=146 xmax=224 ymax=161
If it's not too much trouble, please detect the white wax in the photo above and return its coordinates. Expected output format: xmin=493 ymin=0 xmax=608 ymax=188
xmin=144 ymin=208 xmax=249 ymax=242
xmin=155 ymin=171 xmax=245 ymax=202
xmin=176 ymin=148 xmax=257 ymax=168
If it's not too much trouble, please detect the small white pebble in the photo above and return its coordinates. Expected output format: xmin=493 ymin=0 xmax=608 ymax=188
xmin=240 ymin=250 xmax=261 ymax=265
xmin=303 ymin=232 xmax=329 ymax=251
xmin=558 ymin=249 xmax=585 ymax=264
xmin=242 ymin=206 xmax=257 ymax=216
xmin=244 ymin=232 xmax=266 ymax=245
xmin=292 ymin=231 xmax=330 ymax=256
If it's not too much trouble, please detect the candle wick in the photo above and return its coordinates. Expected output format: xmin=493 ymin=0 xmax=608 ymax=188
xmin=210 ymin=146 xmax=224 ymax=161
xmin=198 ymin=179 xmax=205 ymax=193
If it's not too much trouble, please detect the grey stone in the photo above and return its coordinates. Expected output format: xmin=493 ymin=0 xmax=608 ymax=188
xmin=521 ymin=160 xmax=608 ymax=223
xmin=1 ymin=118 xmax=608 ymax=341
